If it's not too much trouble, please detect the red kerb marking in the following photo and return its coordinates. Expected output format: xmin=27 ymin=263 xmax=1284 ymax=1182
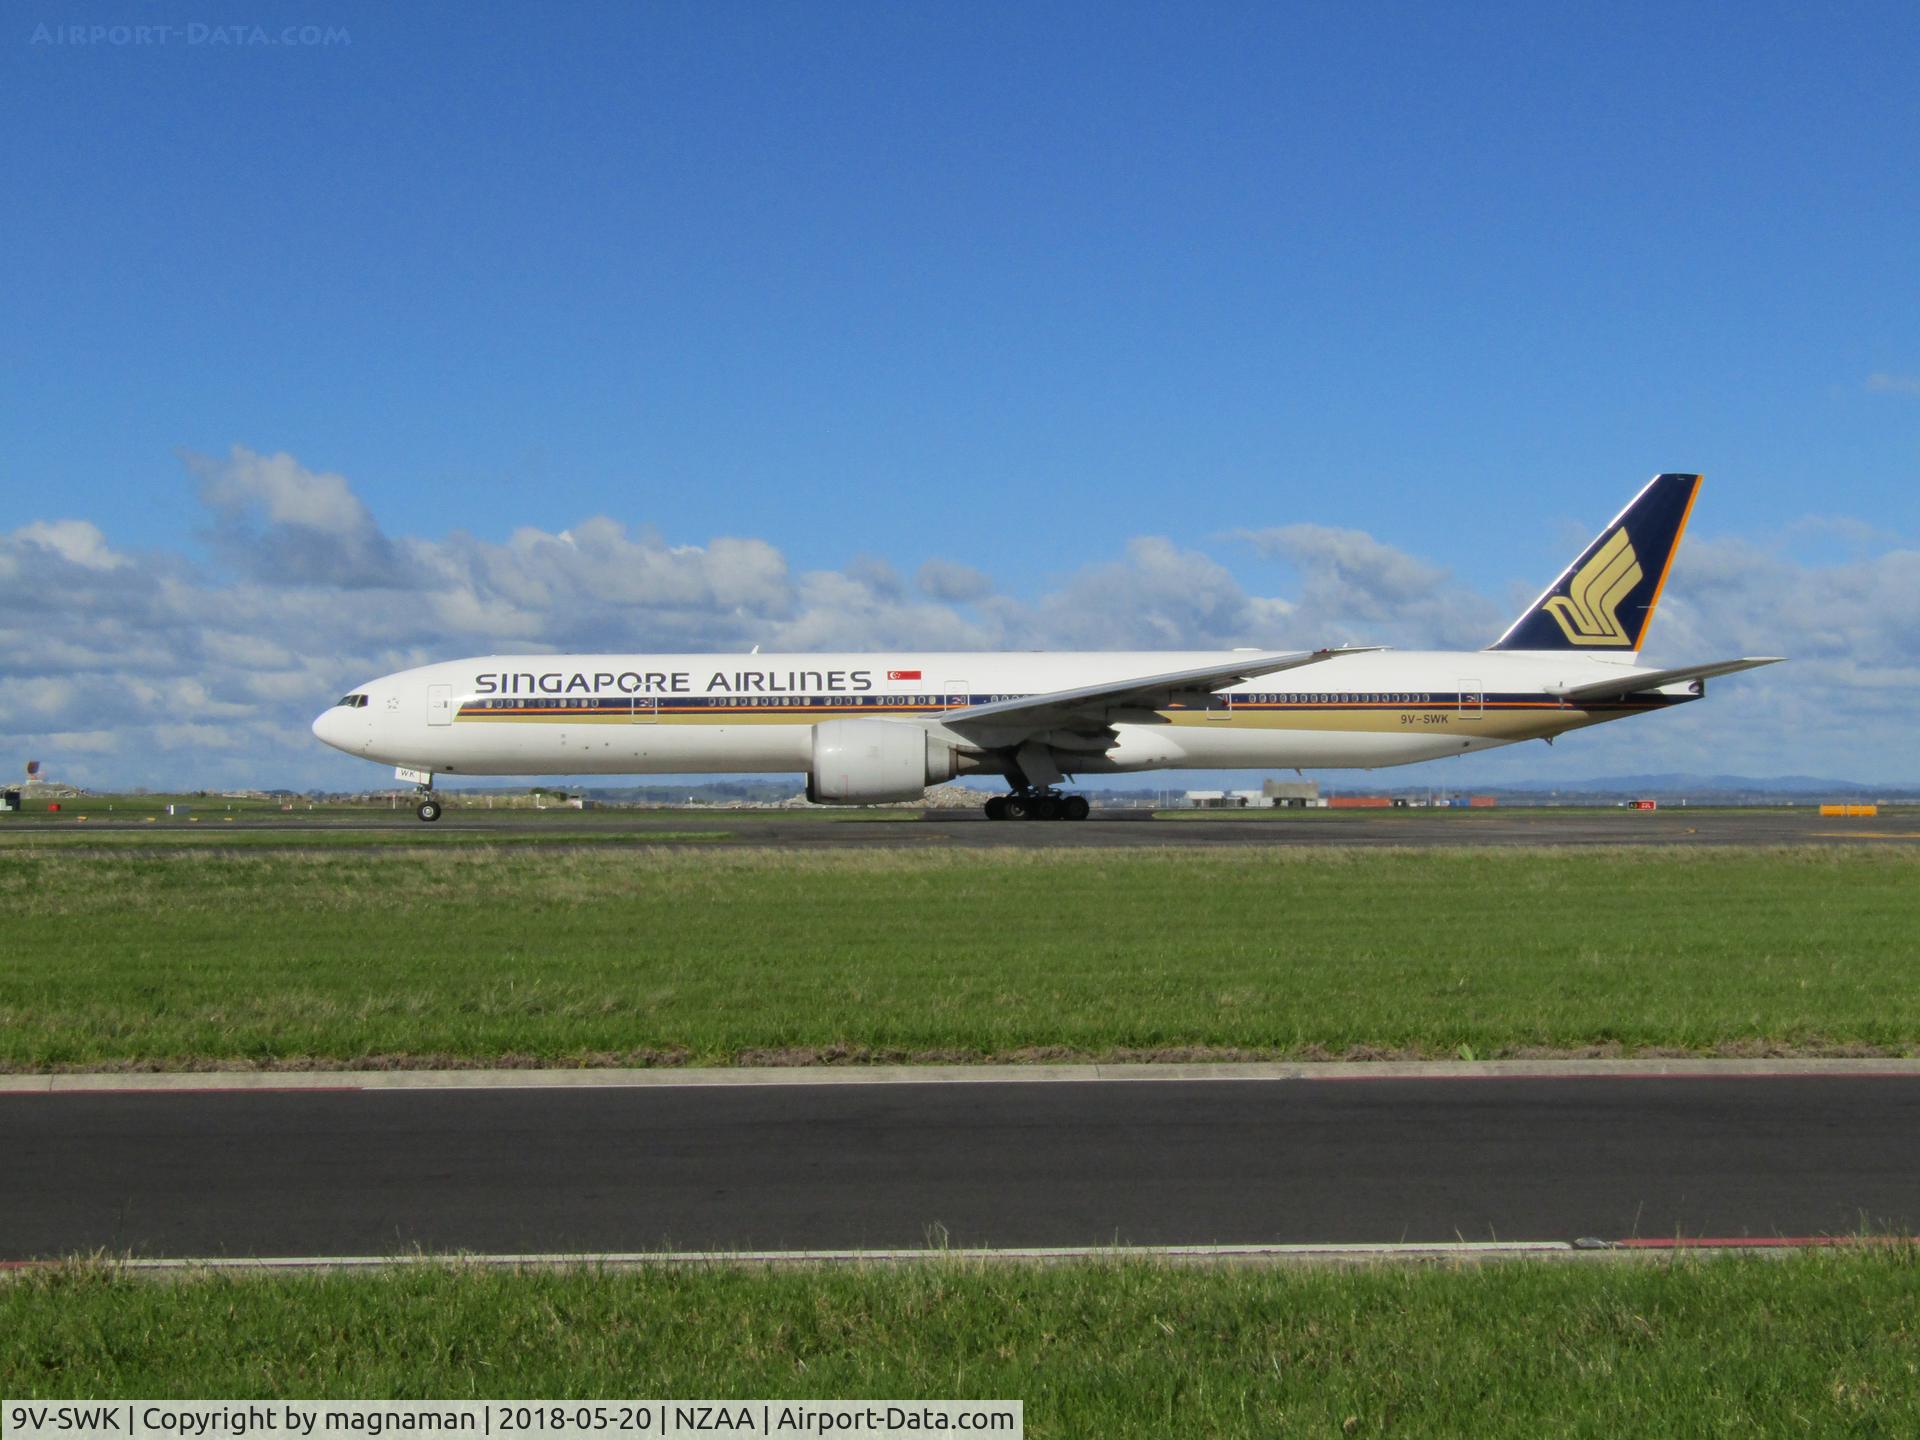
xmin=1308 ymin=1070 xmax=1919 ymax=1084
xmin=1612 ymin=1236 xmax=1896 ymax=1250
xmin=2 ymin=1085 xmax=366 ymax=1098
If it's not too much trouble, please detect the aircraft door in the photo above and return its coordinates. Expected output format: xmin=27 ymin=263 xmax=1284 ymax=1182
xmin=427 ymin=684 xmax=454 ymax=726
xmin=1458 ymin=680 xmax=1485 ymax=719
xmin=943 ymin=680 xmax=968 ymax=710
xmin=1206 ymin=691 xmax=1234 ymax=720
xmin=630 ymin=696 xmax=657 ymax=724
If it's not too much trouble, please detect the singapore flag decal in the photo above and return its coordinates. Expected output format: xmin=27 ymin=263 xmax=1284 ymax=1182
xmin=887 ymin=669 xmax=921 ymax=680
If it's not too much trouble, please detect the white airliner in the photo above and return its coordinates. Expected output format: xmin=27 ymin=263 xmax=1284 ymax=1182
xmin=314 ymin=474 xmax=1780 ymax=821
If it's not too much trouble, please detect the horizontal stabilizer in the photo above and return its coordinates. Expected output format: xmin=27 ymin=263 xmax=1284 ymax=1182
xmin=1548 ymin=657 xmax=1784 ymax=703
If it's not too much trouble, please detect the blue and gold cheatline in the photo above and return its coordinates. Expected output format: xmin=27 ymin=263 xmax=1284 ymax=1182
xmin=1490 ymin=473 xmax=1700 ymax=652
xmin=456 ymin=690 xmax=1687 ymax=723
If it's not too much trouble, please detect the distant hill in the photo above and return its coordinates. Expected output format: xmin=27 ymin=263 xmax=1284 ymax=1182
xmin=1484 ymin=774 xmax=1917 ymax=797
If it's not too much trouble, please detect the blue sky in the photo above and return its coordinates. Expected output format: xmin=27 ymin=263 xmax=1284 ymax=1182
xmin=4 ymin=2 xmax=1917 ymax=789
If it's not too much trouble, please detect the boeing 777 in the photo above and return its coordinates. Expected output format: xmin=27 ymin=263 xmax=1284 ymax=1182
xmin=313 ymin=473 xmax=1781 ymax=821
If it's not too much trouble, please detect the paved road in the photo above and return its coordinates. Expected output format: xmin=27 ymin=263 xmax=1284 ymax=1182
xmin=5 ymin=1076 xmax=1914 ymax=1258
xmin=6 ymin=808 xmax=1914 ymax=848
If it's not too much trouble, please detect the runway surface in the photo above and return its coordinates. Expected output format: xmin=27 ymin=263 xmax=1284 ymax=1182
xmin=5 ymin=1074 xmax=1915 ymax=1259
xmin=6 ymin=806 xmax=1914 ymax=848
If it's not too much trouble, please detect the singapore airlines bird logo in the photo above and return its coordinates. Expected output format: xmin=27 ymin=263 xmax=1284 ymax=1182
xmin=1544 ymin=526 xmax=1642 ymax=645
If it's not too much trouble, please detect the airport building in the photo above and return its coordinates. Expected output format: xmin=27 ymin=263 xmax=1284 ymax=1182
xmin=1182 ymin=780 xmax=1325 ymax=809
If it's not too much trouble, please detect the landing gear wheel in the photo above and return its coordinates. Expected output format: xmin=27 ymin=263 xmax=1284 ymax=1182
xmin=1031 ymin=794 xmax=1061 ymax=821
xmin=416 ymin=799 xmax=442 ymax=823
xmin=984 ymin=796 xmax=1007 ymax=821
xmin=1062 ymin=795 xmax=1090 ymax=821
xmin=1002 ymin=795 xmax=1031 ymax=821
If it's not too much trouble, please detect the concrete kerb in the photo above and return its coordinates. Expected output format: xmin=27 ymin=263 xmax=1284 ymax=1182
xmin=8 ymin=1056 xmax=1920 ymax=1093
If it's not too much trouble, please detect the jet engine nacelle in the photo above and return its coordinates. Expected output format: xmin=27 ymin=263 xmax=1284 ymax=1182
xmin=807 ymin=718 xmax=959 ymax=804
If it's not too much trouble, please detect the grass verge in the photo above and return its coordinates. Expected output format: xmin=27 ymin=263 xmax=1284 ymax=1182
xmin=0 ymin=828 xmax=736 ymax=850
xmin=1 ymin=845 xmax=1916 ymax=1069
xmin=4 ymin=1251 xmax=1918 ymax=1434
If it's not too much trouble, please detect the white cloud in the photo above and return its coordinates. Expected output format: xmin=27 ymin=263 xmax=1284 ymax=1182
xmin=917 ymin=558 xmax=994 ymax=604
xmin=1781 ymin=515 xmax=1905 ymax=558
xmin=45 ymin=730 xmax=122 ymax=755
xmin=4 ymin=448 xmax=1918 ymax=788
xmin=1233 ymin=523 xmax=1501 ymax=650
xmin=1865 ymin=373 xmax=1920 ymax=397
xmin=191 ymin=446 xmax=371 ymax=533
xmin=185 ymin=445 xmax=404 ymax=588
xmin=14 ymin=519 xmax=126 ymax=571
xmin=1032 ymin=537 xmax=1295 ymax=651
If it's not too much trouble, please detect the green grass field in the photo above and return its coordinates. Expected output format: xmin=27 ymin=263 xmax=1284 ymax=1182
xmin=1 ymin=844 xmax=1915 ymax=1069
xmin=5 ymin=1252 xmax=1917 ymax=1434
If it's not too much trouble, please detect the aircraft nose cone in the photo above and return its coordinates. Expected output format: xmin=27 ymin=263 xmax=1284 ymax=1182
xmin=312 ymin=709 xmax=341 ymax=750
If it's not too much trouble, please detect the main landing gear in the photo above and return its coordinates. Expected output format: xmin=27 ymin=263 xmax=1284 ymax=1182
xmin=984 ymin=791 xmax=1091 ymax=822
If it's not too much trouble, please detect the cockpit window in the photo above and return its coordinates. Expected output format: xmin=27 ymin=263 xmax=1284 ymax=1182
xmin=336 ymin=694 xmax=369 ymax=709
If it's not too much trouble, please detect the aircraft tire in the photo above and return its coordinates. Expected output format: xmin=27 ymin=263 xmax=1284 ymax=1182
xmin=984 ymin=796 xmax=1007 ymax=821
xmin=1062 ymin=795 xmax=1090 ymax=821
xmin=416 ymin=799 xmax=442 ymax=823
xmin=1002 ymin=795 xmax=1031 ymax=821
xmin=1031 ymin=794 xmax=1061 ymax=821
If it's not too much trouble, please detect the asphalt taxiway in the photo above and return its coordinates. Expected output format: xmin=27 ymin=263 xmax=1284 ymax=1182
xmin=6 ymin=807 xmax=1913 ymax=848
xmin=5 ymin=1070 xmax=1915 ymax=1260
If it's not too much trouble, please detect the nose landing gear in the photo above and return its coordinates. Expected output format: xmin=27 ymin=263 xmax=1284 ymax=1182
xmin=984 ymin=790 xmax=1089 ymax=821
xmin=400 ymin=771 xmax=441 ymax=823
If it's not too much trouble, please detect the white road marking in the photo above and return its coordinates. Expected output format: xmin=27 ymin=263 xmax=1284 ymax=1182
xmin=11 ymin=1237 xmax=1886 ymax=1273
xmin=5 ymin=1241 xmax=1585 ymax=1271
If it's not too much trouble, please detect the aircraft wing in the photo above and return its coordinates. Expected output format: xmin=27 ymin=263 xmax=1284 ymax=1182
xmin=940 ymin=647 xmax=1379 ymax=733
xmin=1550 ymin=656 xmax=1785 ymax=703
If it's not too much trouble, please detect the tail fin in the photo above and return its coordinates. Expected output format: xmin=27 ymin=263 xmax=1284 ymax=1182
xmin=1489 ymin=473 xmax=1701 ymax=653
